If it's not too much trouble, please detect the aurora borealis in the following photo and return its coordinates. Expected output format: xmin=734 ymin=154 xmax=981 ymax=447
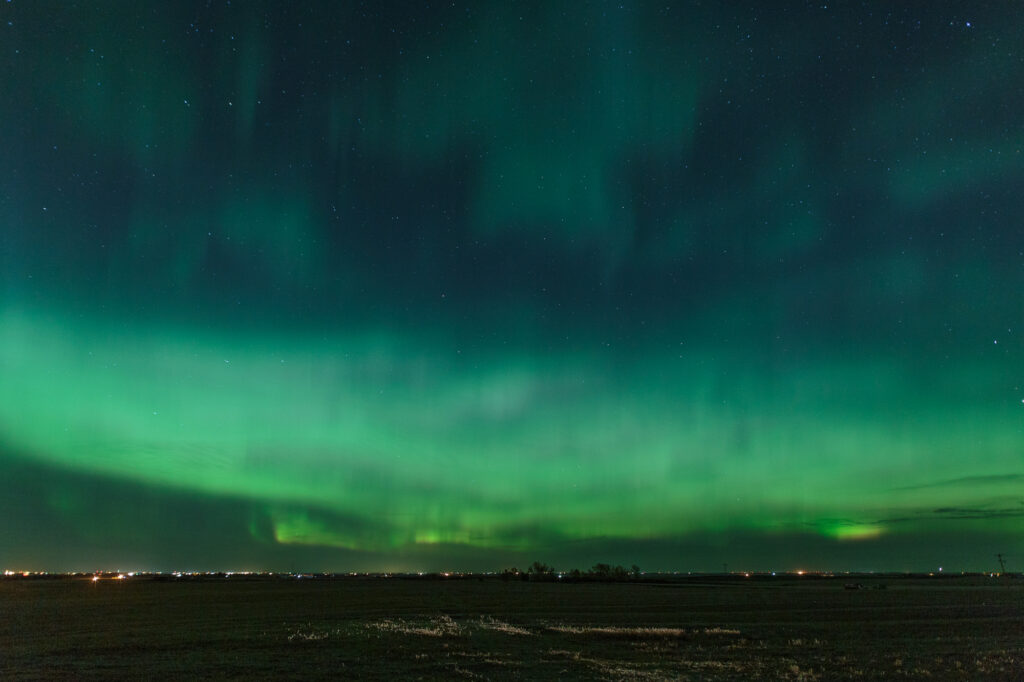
xmin=1 ymin=2 xmax=1022 ymax=573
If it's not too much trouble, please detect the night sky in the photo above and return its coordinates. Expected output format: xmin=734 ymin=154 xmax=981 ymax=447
xmin=2 ymin=2 xmax=1022 ymax=574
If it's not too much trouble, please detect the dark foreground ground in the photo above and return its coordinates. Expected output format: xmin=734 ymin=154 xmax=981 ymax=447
xmin=1 ymin=575 xmax=1021 ymax=680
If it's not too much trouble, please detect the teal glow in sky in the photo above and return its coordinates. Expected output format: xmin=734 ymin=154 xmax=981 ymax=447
xmin=1 ymin=2 xmax=1022 ymax=572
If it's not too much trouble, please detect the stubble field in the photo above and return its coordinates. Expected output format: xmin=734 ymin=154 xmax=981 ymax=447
xmin=1 ymin=575 xmax=1021 ymax=680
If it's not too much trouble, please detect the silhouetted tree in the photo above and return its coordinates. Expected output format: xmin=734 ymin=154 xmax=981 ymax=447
xmin=528 ymin=561 xmax=555 ymax=581
xmin=585 ymin=563 xmax=635 ymax=582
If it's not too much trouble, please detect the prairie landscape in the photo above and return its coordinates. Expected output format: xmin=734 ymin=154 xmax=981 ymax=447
xmin=2 ymin=575 xmax=1021 ymax=680
xmin=4 ymin=5 xmax=1024 ymax=680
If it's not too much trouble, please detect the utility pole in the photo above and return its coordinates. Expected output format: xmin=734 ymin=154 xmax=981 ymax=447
xmin=996 ymin=553 xmax=1006 ymax=574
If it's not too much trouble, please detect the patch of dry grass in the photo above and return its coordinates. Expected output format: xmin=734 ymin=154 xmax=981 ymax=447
xmin=476 ymin=615 xmax=533 ymax=635
xmin=546 ymin=624 xmax=690 ymax=637
xmin=365 ymin=614 xmax=464 ymax=637
xmin=545 ymin=648 xmax=669 ymax=680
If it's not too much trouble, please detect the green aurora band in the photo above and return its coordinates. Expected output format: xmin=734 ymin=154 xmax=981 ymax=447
xmin=1 ymin=2 xmax=1022 ymax=571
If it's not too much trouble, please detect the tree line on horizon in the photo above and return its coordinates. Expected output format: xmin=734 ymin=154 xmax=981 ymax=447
xmin=499 ymin=561 xmax=642 ymax=582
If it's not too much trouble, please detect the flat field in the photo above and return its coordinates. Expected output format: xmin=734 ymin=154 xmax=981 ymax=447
xmin=1 ymin=576 xmax=1021 ymax=679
